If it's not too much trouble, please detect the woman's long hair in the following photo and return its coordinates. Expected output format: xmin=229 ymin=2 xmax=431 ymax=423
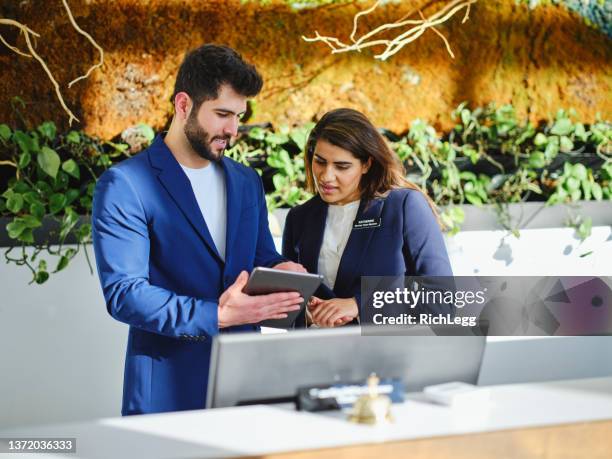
xmin=304 ymin=108 xmax=441 ymax=226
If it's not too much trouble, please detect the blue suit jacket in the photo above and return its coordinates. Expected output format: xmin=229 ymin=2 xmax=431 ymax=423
xmin=92 ymin=136 xmax=284 ymax=415
xmin=282 ymin=189 xmax=453 ymax=322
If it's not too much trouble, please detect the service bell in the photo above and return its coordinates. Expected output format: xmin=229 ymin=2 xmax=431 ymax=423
xmin=348 ymin=373 xmax=394 ymax=425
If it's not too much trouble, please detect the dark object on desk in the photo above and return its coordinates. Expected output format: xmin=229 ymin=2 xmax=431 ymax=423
xmin=297 ymin=377 xmax=405 ymax=412
xmin=243 ymin=267 xmax=323 ymax=328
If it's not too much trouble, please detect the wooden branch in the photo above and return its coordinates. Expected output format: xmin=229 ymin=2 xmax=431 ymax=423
xmin=62 ymin=0 xmax=104 ymax=89
xmin=0 ymin=0 xmax=104 ymax=125
xmin=303 ymin=0 xmax=477 ymax=61
xmin=21 ymin=27 xmax=80 ymax=125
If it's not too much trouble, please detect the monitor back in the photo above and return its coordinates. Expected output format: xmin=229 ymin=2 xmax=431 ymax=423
xmin=206 ymin=326 xmax=486 ymax=408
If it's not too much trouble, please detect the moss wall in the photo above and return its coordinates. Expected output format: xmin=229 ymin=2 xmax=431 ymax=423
xmin=0 ymin=0 xmax=610 ymax=137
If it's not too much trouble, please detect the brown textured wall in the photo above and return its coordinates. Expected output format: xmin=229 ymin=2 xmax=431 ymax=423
xmin=0 ymin=0 xmax=610 ymax=137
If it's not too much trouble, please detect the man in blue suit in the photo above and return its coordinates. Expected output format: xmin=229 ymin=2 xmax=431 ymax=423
xmin=92 ymin=45 xmax=304 ymax=415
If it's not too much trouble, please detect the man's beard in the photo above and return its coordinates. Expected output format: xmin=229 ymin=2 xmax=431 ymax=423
xmin=184 ymin=112 xmax=229 ymax=162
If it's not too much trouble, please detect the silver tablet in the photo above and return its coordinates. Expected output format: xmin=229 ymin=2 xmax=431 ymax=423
xmin=243 ymin=267 xmax=324 ymax=328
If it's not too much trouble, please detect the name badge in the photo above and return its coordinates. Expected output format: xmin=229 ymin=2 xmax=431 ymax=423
xmin=353 ymin=217 xmax=381 ymax=230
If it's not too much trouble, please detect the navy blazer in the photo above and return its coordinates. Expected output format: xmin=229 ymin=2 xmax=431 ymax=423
xmin=92 ymin=135 xmax=284 ymax=415
xmin=282 ymin=189 xmax=453 ymax=322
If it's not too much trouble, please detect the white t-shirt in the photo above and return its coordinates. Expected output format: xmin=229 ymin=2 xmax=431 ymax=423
xmin=317 ymin=200 xmax=360 ymax=289
xmin=180 ymin=162 xmax=227 ymax=260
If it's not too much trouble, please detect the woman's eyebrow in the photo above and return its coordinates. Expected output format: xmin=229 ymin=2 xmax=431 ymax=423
xmin=314 ymin=154 xmax=352 ymax=165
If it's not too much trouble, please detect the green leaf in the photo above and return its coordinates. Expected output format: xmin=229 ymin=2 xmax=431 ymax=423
xmin=21 ymin=214 xmax=42 ymax=228
xmin=22 ymin=191 xmax=40 ymax=205
xmin=53 ymin=171 xmax=69 ymax=191
xmin=581 ymin=180 xmax=592 ymax=201
xmin=66 ymin=130 xmax=80 ymax=143
xmin=30 ymin=202 xmax=45 ymax=220
xmin=65 ymin=188 xmax=80 ymax=205
xmin=37 ymin=121 xmax=57 ymax=141
xmin=574 ymin=123 xmax=588 ymax=142
xmin=465 ymin=193 xmax=483 ymax=206
xmin=77 ymin=223 xmax=92 ymax=241
xmin=35 ymin=270 xmax=49 ymax=284
xmin=49 ymin=193 xmax=67 ymax=214
xmin=79 ymin=196 xmax=92 ymax=209
xmin=13 ymin=130 xmax=31 ymax=154
xmin=289 ymin=123 xmax=314 ymax=151
xmin=18 ymin=228 xmax=34 ymax=244
xmin=566 ymin=177 xmax=580 ymax=191
xmin=272 ymin=174 xmax=288 ymax=191
xmin=61 ymin=159 xmax=80 ymax=179
xmin=97 ymin=154 xmax=112 ymax=167
xmin=572 ymin=163 xmax=587 ymax=180
xmin=592 ymin=182 xmax=603 ymax=201
xmin=136 ymin=123 xmax=155 ymax=142
xmin=6 ymin=193 xmax=24 ymax=213
xmin=35 ymin=181 xmax=53 ymax=196
xmin=559 ymin=136 xmax=574 ymax=152
xmin=38 ymin=146 xmax=61 ymax=178
xmin=12 ymin=180 xmax=30 ymax=193
xmin=550 ymin=118 xmax=573 ymax=136
xmin=534 ymin=132 xmax=548 ymax=146
xmin=18 ymin=151 xmax=31 ymax=169
xmin=544 ymin=141 xmax=558 ymax=160
xmin=528 ymin=152 xmax=546 ymax=169
xmin=6 ymin=219 xmax=26 ymax=239
xmin=55 ymin=256 xmax=70 ymax=272
xmin=0 ymin=124 xmax=11 ymax=141
xmin=248 ymin=127 xmax=266 ymax=140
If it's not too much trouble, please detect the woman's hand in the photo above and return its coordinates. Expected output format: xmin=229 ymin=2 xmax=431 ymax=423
xmin=308 ymin=297 xmax=359 ymax=327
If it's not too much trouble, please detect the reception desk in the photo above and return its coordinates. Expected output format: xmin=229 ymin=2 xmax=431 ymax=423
xmin=2 ymin=376 xmax=611 ymax=458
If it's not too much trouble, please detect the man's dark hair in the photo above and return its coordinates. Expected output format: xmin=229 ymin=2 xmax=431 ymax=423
xmin=172 ymin=44 xmax=263 ymax=107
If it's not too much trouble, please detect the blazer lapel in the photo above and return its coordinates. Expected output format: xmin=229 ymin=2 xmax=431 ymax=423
xmin=333 ymin=197 xmax=386 ymax=293
xmin=298 ymin=196 xmax=327 ymax=274
xmin=148 ymin=136 xmax=223 ymax=263
xmin=221 ymin=157 xmax=242 ymax=263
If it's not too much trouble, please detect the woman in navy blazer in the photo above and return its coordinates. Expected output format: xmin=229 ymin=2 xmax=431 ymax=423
xmin=282 ymin=108 xmax=453 ymax=327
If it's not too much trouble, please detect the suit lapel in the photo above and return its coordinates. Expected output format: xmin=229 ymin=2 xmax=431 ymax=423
xmin=221 ymin=157 xmax=242 ymax=263
xmin=298 ymin=196 xmax=327 ymax=274
xmin=333 ymin=198 xmax=386 ymax=293
xmin=148 ymin=135 xmax=223 ymax=263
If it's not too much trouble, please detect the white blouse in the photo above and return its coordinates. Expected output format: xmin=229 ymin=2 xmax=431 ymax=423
xmin=317 ymin=200 xmax=360 ymax=289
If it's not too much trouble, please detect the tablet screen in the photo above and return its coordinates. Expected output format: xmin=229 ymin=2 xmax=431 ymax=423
xmin=243 ymin=267 xmax=324 ymax=328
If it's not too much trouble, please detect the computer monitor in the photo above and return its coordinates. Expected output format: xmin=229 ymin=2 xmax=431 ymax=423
xmin=206 ymin=326 xmax=486 ymax=408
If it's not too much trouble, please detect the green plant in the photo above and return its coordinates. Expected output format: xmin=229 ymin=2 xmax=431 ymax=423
xmin=2 ymin=103 xmax=610 ymax=283
xmin=227 ymin=123 xmax=314 ymax=211
xmin=0 ymin=121 xmax=133 ymax=283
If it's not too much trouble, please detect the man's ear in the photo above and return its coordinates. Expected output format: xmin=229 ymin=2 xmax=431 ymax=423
xmin=174 ymin=92 xmax=192 ymax=121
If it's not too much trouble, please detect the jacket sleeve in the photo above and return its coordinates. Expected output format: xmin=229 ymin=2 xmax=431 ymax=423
xmin=281 ymin=207 xmax=298 ymax=262
xmin=92 ymin=167 xmax=219 ymax=339
xmin=253 ymin=171 xmax=287 ymax=268
xmin=402 ymin=191 xmax=453 ymax=276
xmin=402 ymin=190 xmax=454 ymax=316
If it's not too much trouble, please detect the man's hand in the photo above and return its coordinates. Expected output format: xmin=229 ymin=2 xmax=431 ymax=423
xmin=308 ymin=297 xmax=358 ymax=328
xmin=218 ymin=271 xmax=303 ymax=328
xmin=273 ymin=261 xmax=307 ymax=273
